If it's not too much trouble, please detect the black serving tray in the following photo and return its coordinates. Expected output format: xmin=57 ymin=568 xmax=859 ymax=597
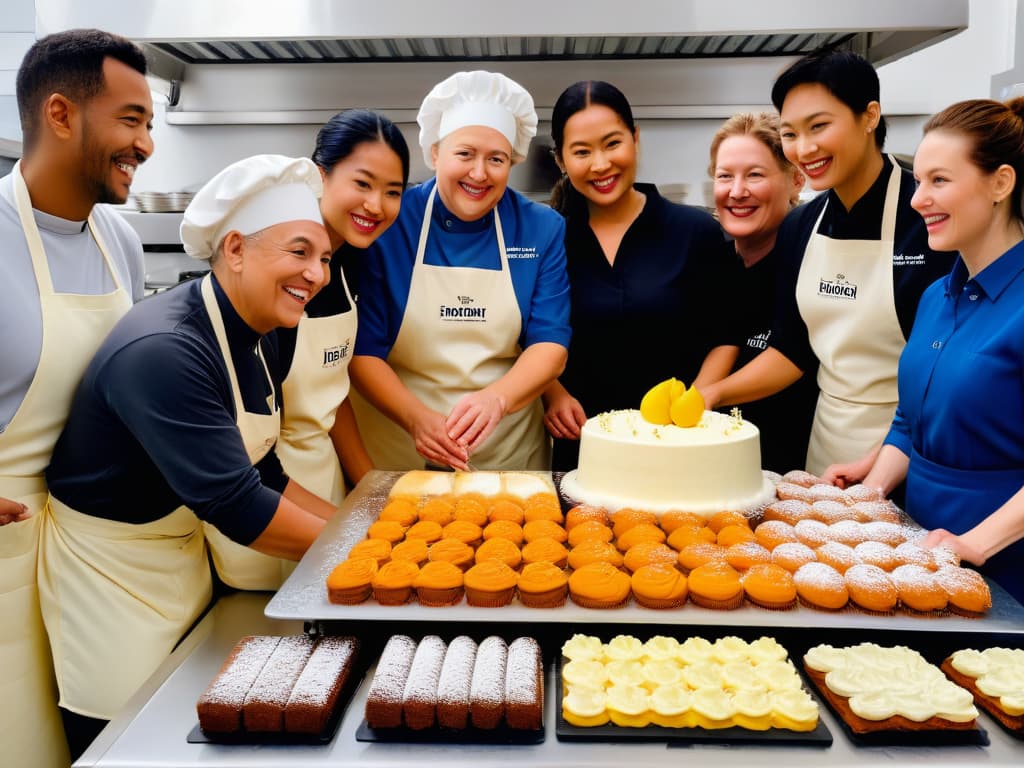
xmin=355 ymin=720 xmax=544 ymax=744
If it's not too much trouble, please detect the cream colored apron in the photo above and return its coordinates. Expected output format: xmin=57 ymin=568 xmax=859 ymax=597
xmin=1 ymin=162 xmax=130 ymax=766
xmin=354 ymin=187 xmax=548 ymax=470
xmin=198 ymin=276 xmax=290 ymax=591
xmin=277 ymin=268 xmax=357 ymax=507
xmin=796 ymin=159 xmax=904 ymax=474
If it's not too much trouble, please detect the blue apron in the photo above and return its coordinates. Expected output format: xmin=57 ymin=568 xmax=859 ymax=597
xmin=907 ymin=447 xmax=1024 ymax=604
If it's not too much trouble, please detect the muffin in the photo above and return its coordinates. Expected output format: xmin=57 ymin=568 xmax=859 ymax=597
xmin=853 ymin=541 xmax=899 ymax=571
xmin=851 ymin=500 xmax=902 ymax=524
xmin=522 ymin=519 xmax=568 ymax=544
xmin=843 ymin=484 xmax=884 ymax=503
xmin=463 ymin=561 xmax=518 ymax=607
xmin=763 ymin=499 xmax=813 ymax=525
xmin=677 ymin=542 xmax=727 ymax=572
xmin=441 ymin=519 xmax=483 ymax=548
xmin=936 ymin=566 xmax=992 ymax=615
xmin=413 ymin=561 xmax=465 ymax=606
xmin=520 ymin=537 xmax=569 ymax=568
xmin=891 ymin=564 xmax=948 ymax=612
xmin=725 ymin=541 xmax=772 ymax=571
xmin=452 ymin=498 xmax=489 ymax=526
xmin=754 ymin=520 xmax=799 ymax=550
xmin=523 ymin=505 xmax=564 ymax=524
xmin=893 ymin=541 xmax=937 ymax=570
xmin=630 ymin=564 xmax=688 ymax=609
xmin=774 ymin=482 xmax=815 ymax=503
xmin=567 ymin=521 xmax=614 ymax=548
xmin=717 ymin=524 xmax=757 ymax=547
xmin=390 ymin=538 xmax=428 ymax=567
xmin=808 ymin=483 xmax=847 ymax=504
xmin=811 ymin=500 xmax=858 ymax=524
xmin=687 ymin=561 xmax=744 ymax=609
xmin=405 ymin=520 xmax=443 ymax=544
xmin=482 ymin=520 xmax=525 ymax=547
xmin=372 ymin=560 xmax=420 ymax=605
xmin=419 ymin=498 xmax=455 ymax=525
xmin=794 ymin=519 xmax=832 ymax=548
xmin=741 ymin=564 xmax=797 ymax=610
xmin=378 ymin=498 xmax=418 ymax=526
xmin=815 ymin=541 xmax=862 ymax=574
xmin=707 ymin=510 xmax=749 ymax=534
xmin=793 ymin=562 xmax=849 ymax=610
xmin=427 ymin=539 xmax=475 ymax=571
xmin=658 ymin=510 xmax=706 ymax=534
xmin=327 ymin=556 xmax=378 ymax=604
xmin=771 ymin=542 xmax=818 ymax=572
xmin=666 ymin=524 xmax=717 ymax=551
xmin=366 ymin=520 xmax=407 ymax=544
xmin=487 ymin=499 xmax=525 ymax=524
xmin=567 ymin=540 xmax=624 ymax=570
xmin=564 ymin=505 xmax=610 ymax=531
xmin=474 ymin=537 xmax=523 ymax=570
xmin=828 ymin=520 xmax=869 ymax=547
xmin=614 ymin=523 xmax=666 ymax=552
xmin=568 ymin=561 xmax=632 ymax=609
xmin=610 ymin=508 xmax=658 ymax=538
xmin=844 ymin=563 xmax=898 ymax=613
xmin=517 ymin=561 xmax=569 ymax=608
xmin=781 ymin=470 xmax=820 ymax=487
xmin=347 ymin=538 xmax=392 ymax=566
xmin=623 ymin=542 xmax=679 ymax=573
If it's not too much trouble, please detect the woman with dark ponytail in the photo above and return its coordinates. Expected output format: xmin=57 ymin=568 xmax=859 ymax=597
xmin=837 ymin=97 xmax=1024 ymax=603
xmin=543 ymin=80 xmax=729 ymax=471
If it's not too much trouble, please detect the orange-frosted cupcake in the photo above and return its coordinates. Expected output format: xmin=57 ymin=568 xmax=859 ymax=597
xmin=717 ymin=524 xmax=756 ymax=547
xmin=630 ymin=564 xmax=688 ymax=609
xmin=521 ymin=537 xmax=569 ymax=568
xmin=564 ymin=505 xmax=610 ymax=530
xmin=427 ymin=539 xmax=476 ymax=571
xmin=725 ymin=541 xmax=772 ymax=571
xmin=463 ymin=560 xmax=518 ymax=607
xmin=614 ymin=523 xmax=666 ymax=552
xmin=567 ymin=540 xmax=624 ymax=570
xmin=327 ymin=556 xmax=378 ymax=604
xmin=845 ymin=563 xmax=898 ymax=613
xmin=707 ymin=510 xmax=749 ymax=534
xmin=793 ymin=562 xmax=848 ymax=610
xmin=419 ymin=498 xmax=455 ymax=525
xmin=763 ymin=499 xmax=812 ymax=525
xmin=666 ymin=524 xmax=716 ymax=551
xmin=405 ymin=520 xmax=443 ymax=543
xmin=523 ymin=505 xmax=565 ymax=524
xmin=567 ymin=520 xmax=614 ymax=548
xmin=390 ymin=538 xmax=428 ymax=567
xmin=771 ymin=542 xmax=817 ymax=572
xmin=659 ymin=510 xmax=705 ymax=534
xmin=371 ymin=560 xmax=420 ymax=605
xmin=523 ymin=519 xmax=568 ymax=544
xmin=517 ymin=562 xmax=569 ymax=608
xmin=412 ymin=560 xmax=464 ymax=606
xmin=452 ymin=498 xmax=488 ymax=526
xmin=474 ymin=537 xmax=523 ymax=569
xmin=366 ymin=520 xmax=407 ymax=544
xmin=611 ymin=508 xmax=658 ymax=538
xmin=348 ymin=538 xmax=393 ymax=566
xmin=687 ymin=561 xmax=744 ymax=609
xmin=677 ymin=542 xmax=727 ymax=572
xmin=525 ymin=492 xmax=561 ymax=511
xmin=568 ymin=561 xmax=632 ymax=609
xmin=488 ymin=499 xmax=525 ymax=524
xmin=623 ymin=542 xmax=679 ymax=573
xmin=482 ymin=520 xmax=524 ymax=547
xmin=741 ymin=563 xmax=797 ymax=610
xmin=441 ymin=519 xmax=483 ymax=548
xmin=378 ymin=498 xmax=418 ymax=526
xmin=754 ymin=520 xmax=799 ymax=550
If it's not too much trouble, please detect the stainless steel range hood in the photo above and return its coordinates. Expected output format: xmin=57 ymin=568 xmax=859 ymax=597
xmin=35 ymin=0 xmax=968 ymax=126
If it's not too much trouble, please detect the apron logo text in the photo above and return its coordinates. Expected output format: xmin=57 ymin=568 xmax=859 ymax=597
xmin=818 ymin=273 xmax=858 ymax=300
xmin=506 ymin=245 xmax=537 ymax=259
xmin=322 ymin=340 xmax=351 ymax=367
xmin=746 ymin=330 xmax=770 ymax=351
xmin=893 ymin=252 xmax=927 ymax=266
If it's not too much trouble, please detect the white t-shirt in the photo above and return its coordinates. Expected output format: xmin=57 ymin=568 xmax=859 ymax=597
xmin=0 ymin=171 xmax=145 ymax=432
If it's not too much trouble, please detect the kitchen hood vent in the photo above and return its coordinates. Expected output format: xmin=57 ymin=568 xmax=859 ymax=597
xmin=148 ymin=32 xmax=860 ymax=65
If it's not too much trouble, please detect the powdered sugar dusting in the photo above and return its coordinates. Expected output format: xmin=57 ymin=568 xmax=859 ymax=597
xmin=286 ymin=636 xmax=357 ymax=708
xmin=403 ymin=635 xmax=447 ymax=706
xmin=367 ymin=635 xmax=417 ymax=706
xmin=200 ymin=635 xmax=281 ymax=707
xmin=244 ymin=636 xmax=315 ymax=712
xmin=505 ymin=637 xmax=541 ymax=706
xmin=470 ymin=636 xmax=508 ymax=706
xmin=437 ymin=636 xmax=477 ymax=708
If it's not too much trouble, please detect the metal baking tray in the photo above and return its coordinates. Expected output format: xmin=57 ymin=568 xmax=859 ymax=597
xmin=264 ymin=471 xmax=1024 ymax=633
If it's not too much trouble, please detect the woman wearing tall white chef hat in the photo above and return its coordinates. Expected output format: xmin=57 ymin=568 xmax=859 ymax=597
xmin=39 ymin=154 xmax=336 ymax=746
xmin=350 ymin=70 xmax=571 ymax=471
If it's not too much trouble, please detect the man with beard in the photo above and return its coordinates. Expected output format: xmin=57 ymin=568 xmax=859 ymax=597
xmin=0 ymin=29 xmax=152 ymax=767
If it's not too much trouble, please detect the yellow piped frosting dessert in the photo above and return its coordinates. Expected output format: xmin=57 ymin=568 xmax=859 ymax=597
xmin=561 ymin=633 xmax=818 ymax=731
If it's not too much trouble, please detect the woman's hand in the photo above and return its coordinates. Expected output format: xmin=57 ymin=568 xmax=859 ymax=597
xmin=0 ymin=497 xmax=30 ymax=526
xmin=543 ymin=390 xmax=586 ymax=440
xmin=822 ymin=456 xmax=874 ymax=489
xmin=921 ymin=528 xmax=987 ymax=566
xmin=410 ymin=405 xmax=471 ymax=470
xmin=445 ymin=389 xmax=508 ymax=455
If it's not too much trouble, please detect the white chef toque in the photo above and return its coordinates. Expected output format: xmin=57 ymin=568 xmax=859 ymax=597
xmin=416 ymin=70 xmax=537 ymax=169
xmin=180 ymin=154 xmax=323 ymax=260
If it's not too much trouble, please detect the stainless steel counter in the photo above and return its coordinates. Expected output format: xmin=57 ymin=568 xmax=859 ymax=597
xmin=75 ymin=591 xmax=1024 ymax=768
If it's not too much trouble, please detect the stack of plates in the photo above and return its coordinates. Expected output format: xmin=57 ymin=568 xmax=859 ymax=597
xmin=133 ymin=191 xmax=195 ymax=212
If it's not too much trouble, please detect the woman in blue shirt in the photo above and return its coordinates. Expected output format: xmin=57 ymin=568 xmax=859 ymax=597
xmin=350 ymin=71 xmax=571 ymax=471
xmin=837 ymin=98 xmax=1024 ymax=603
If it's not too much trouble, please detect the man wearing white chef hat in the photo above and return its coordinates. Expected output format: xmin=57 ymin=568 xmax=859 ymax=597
xmin=39 ymin=154 xmax=337 ymax=752
xmin=349 ymin=70 xmax=570 ymax=472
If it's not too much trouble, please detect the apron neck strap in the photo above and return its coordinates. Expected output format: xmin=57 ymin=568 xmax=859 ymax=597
xmin=416 ymin=183 xmax=510 ymax=271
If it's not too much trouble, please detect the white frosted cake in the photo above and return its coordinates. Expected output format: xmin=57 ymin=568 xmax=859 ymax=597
xmin=561 ymin=409 xmax=775 ymax=514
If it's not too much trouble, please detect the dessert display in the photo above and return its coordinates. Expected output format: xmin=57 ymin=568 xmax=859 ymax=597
xmin=560 ymin=633 xmax=820 ymax=734
xmin=941 ymin=647 xmax=1024 ymax=733
xmin=196 ymin=634 xmax=360 ymax=738
xmin=364 ymin=634 xmax=543 ymax=733
xmin=803 ymin=643 xmax=979 ymax=735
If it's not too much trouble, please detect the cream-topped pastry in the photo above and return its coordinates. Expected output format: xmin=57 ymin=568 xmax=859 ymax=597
xmin=562 ymin=659 xmax=607 ymax=689
xmin=642 ymin=635 xmax=681 ymax=662
xmin=562 ymin=633 xmax=604 ymax=662
xmin=951 ymin=648 xmax=1024 ymax=715
xmin=562 ymin=687 xmax=609 ymax=727
xmin=605 ymin=660 xmax=645 ymax=688
xmin=771 ymin=689 xmax=820 ymax=731
xmin=747 ymin=637 xmax=789 ymax=664
xmin=605 ymin=684 xmax=652 ymax=727
xmin=605 ymin=634 xmax=645 ymax=662
xmin=690 ymin=687 xmax=736 ymax=724
xmin=711 ymin=636 xmax=750 ymax=664
xmin=676 ymin=636 xmax=715 ymax=665
xmin=642 ymin=661 xmax=684 ymax=690
xmin=561 ymin=409 xmax=775 ymax=514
